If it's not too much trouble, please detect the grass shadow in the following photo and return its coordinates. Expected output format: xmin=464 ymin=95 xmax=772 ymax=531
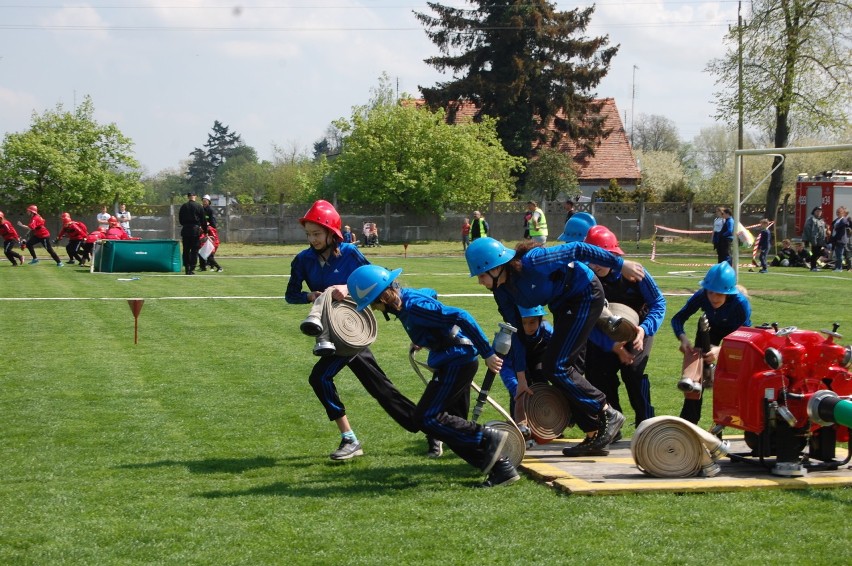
xmin=198 ymin=461 xmax=474 ymax=499
xmin=117 ymin=455 xmax=282 ymax=474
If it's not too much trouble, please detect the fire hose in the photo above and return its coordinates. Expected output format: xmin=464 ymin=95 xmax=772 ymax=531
xmin=631 ymin=416 xmax=730 ymax=478
xmin=300 ymin=289 xmax=377 ymax=357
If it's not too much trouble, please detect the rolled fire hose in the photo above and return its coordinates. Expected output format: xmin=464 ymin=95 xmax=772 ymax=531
xmin=631 ymin=416 xmax=730 ymax=478
xmin=408 ymin=349 xmax=526 ymax=468
xmin=308 ymin=289 xmax=378 ymax=357
xmin=523 ymin=383 xmax=572 ymax=443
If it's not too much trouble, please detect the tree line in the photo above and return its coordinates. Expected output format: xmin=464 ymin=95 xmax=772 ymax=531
xmin=1 ymin=1 xmax=849 ymax=218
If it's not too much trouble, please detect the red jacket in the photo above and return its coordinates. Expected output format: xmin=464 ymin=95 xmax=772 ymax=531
xmin=202 ymin=226 xmax=220 ymax=251
xmin=58 ymin=221 xmax=88 ymax=241
xmin=104 ymin=226 xmax=131 ymax=240
xmin=0 ymin=220 xmax=20 ymax=242
xmin=28 ymin=214 xmax=50 ymax=238
xmin=85 ymin=229 xmax=106 ymax=244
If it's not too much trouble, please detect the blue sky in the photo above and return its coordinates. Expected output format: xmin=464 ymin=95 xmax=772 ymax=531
xmin=0 ymin=1 xmax=737 ymax=175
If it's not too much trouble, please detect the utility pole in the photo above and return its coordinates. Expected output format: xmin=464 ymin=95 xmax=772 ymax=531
xmin=631 ymin=65 xmax=639 ymax=147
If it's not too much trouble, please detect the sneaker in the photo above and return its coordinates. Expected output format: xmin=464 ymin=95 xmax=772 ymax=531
xmin=612 ymin=430 xmax=623 ymax=443
xmin=834 ymin=268 xmax=842 ymax=272
xmin=597 ymin=406 xmax=626 ymax=446
xmin=28 ymin=258 xmax=39 ymax=265
xmin=517 ymin=423 xmax=532 ymax=441
xmin=56 ymin=262 xmax=64 ymax=267
xmin=426 ymin=437 xmax=443 ymax=458
xmin=480 ymin=426 xmax=509 ymax=474
xmin=217 ymin=267 xmax=223 ymax=272
xmin=759 ymin=269 xmax=767 ymax=273
xmin=330 ymin=437 xmax=363 ymax=461
xmin=67 ymin=260 xmax=75 ymax=265
xmin=562 ymin=435 xmax=610 ymax=457
xmin=199 ymin=267 xmax=207 ymax=272
xmin=479 ymin=457 xmax=520 ymax=488
xmin=811 ymin=267 xmax=820 ymax=272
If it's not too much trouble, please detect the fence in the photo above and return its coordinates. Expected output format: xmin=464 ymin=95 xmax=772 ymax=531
xmin=24 ymin=200 xmax=797 ymax=246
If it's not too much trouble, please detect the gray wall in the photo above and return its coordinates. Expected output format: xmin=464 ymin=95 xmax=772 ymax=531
xmin=22 ymin=201 xmax=797 ymax=246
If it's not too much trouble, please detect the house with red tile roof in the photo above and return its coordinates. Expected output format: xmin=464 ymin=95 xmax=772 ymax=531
xmin=414 ymin=97 xmax=641 ymax=200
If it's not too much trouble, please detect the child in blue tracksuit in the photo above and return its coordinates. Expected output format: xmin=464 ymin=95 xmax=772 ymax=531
xmin=347 ymin=265 xmax=520 ymax=488
xmin=465 ymin=237 xmax=646 ymax=457
xmin=498 ymin=305 xmax=552 ymax=428
xmin=671 ymin=262 xmax=752 ymax=424
xmin=285 ymin=200 xmax=418 ymax=461
xmin=584 ymin=226 xmax=666 ymax=429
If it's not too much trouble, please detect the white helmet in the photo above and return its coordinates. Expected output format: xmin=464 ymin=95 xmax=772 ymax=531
xmin=202 ymin=194 xmax=211 ymax=201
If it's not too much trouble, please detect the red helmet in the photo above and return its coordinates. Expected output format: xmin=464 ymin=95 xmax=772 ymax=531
xmin=108 ymin=216 xmax=119 ymax=225
xmin=0 ymin=211 xmax=5 ymax=220
xmin=585 ymin=225 xmax=624 ymax=255
xmin=299 ymin=200 xmax=342 ymax=240
xmin=27 ymin=205 xmax=38 ymax=214
xmin=61 ymin=212 xmax=72 ymax=222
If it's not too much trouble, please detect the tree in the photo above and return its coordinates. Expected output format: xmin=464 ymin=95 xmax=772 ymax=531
xmin=0 ymin=96 xmax=143 ymax=211
xmin=634 ymin=149 xmax=688 ymax=202
xmin=415 ymin=1 xmax=618 ymax=160
xmin=707 ymin=0 xmax=852 ymax=220
xmin=632 ymin=114 xmax=681 ymax=152
xmin=596 ymin=179 xmax=629 ymax=202
xmin=141 ymin=168 xmax=188 ymax=204
xmin=524 ymin=147 xmax=578 ymax=202
xmin=185 ymin=121 xmax=246 ymax=193
xmin=325 ymin=80 xmax=523 ymax=214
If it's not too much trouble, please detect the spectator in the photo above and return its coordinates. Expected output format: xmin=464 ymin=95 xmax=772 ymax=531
xmin=526 ymin=200 xmax=548 ymax=244
xmin=563 ymin=199 xmax=575 ymax=223
xmin=793 ymin=241 xmax=811 ymax=268
xmin=829 ymin=206 xmax=850 ymax=272
xmin=96 ymin=205 xmax=111 ymax=231
xmin=802 ymin=206 xmax=827 ymax=272
xmin=715 ymin=207 xmax=734 ymax=265
xmin=178 ymin=192 xmax=207 ymax=275
xmin=341 ymin=225 xmax=355 ymax=244
xmin=116 ymin=203 xmax=132 ymax=237
xmin=755 ymin=218 xmax=771 ymax=273
xmin=55 ymin=213 xmax=88 ymax=265
xmin=0 ymin=211 xmax=25 ymax=266
xmin=17 ymin=205 xmax=63 ymax=266
xmin=461 ymin=217 xmax=471 ymax=250
xmin=470 ymin=210 xmax=489 ymax=241
xmin=202 ymin=195 xmax=217 ymax=229
xmin=771 ymin=239 xmax=797 ymax=267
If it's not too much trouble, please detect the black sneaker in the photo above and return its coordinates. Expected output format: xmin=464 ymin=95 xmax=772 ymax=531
xmin=480 ymin=426 xmax=509 ymax=474
xmin=582 ymin=406 xmax=626 ymax=453
xmin=479 ymin=457 xmax=520 ymax=488
xmin=426 ymin=437 xmax=443 ymax=458
xmin=330 ymin=437 xmax=363 ymax=461
xmin=561 ymin=435 xmax=610 ymax=457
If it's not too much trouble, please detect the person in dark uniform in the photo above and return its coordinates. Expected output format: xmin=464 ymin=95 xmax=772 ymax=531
xmin=178 ymin=192 xmax=207 ymax=275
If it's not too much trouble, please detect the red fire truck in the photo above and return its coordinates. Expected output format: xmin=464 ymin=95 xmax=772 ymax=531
xmin=795 ymin=171 xmax=852 ymax=236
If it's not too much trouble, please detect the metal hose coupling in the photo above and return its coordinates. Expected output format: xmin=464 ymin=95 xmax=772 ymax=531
xmin=305 ymin=289 xmax=377 ymax=357
xmin=631 ymin=416 xmax=730 ymax=478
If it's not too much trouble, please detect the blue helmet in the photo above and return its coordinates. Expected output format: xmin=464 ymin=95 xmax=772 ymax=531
xmin=700 ymin=262 xmax=737 ymax=294
xmin=347 ymin=265 xmax=403 ymax=311
xmin=519 ymin=305 xmax=547 ymax=318
xmin=557 ymin=212 xmax=596 ymax=242
xmin=464 ymin=237 xmax=515 ymax=277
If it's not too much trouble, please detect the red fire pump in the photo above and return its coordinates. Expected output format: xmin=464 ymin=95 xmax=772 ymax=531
xmin=712 ymin=323 xmax=852 ymax=477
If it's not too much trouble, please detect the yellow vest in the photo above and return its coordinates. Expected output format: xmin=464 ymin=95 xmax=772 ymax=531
xmin=528 ymin=207 xmax=548 ymax=237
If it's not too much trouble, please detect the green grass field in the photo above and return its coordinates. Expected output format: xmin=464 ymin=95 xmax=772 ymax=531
xmin=1 ymin=240 xmax=850 ymax=564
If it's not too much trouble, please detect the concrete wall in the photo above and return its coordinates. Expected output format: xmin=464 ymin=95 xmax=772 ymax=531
xmin=21 ymin=201 xmax=796 ymax=245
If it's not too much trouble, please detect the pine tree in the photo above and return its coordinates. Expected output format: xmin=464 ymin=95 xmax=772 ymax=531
xmin=415 ymin=1 xmax=618 ymax=159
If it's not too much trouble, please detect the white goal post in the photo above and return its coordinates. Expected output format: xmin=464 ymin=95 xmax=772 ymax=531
xmin=733 ymin=143 xmax=852 ymax=280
